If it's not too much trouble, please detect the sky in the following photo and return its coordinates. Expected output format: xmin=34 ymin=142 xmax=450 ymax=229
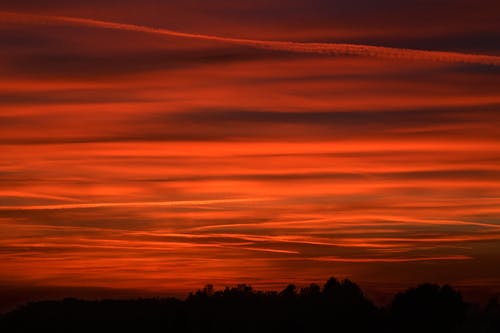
xmin=1 ymin=0 xmax=500 ymax=308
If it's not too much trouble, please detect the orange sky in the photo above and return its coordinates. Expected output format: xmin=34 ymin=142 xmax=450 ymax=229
xmin=1 ymin=0 xmax=500 ymax=306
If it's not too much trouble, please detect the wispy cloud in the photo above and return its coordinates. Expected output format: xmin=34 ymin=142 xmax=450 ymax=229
xmin=2 ymin=11 xmax=500 ymax=65
xmin=312 ymin=255 xmax=473 ymax=263
xmin=0 ymin=198 xmax=272 ymax=211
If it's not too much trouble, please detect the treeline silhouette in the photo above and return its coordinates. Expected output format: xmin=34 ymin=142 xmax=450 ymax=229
xmin=0 ymin=278 xmax=499 ymax=332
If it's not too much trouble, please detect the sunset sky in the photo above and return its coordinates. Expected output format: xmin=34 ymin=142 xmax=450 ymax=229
xmin=1 ymin=0 xmax=500 ymax=308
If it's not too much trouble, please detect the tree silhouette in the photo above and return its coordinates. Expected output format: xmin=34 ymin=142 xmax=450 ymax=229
xmin=279 ymin=284 xmax=297 ymax=298
xmin=299 ymin=283 xmax=321 ymax=297
xmin=0 ymin=278 xmax=498 ymax=333
xmin=390 ymin=283 xmax=466 ymax=333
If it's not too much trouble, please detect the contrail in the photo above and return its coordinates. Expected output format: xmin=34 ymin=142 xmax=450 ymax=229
xmin=0 ymin=198 xmax=270 ymax=211
xmin=1 ymin=11 xmax=500 ymax=66
xmin=313 ymin=255 xmax=472 ymax=262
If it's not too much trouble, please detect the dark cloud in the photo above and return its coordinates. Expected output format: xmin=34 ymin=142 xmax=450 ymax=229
xmin=2 ymin=105 xmax=499 ymax=144
xmin=0 ymin=47 xmax=282 ymax=78
xmin=166 ymin=107 xmax=500 ymax=126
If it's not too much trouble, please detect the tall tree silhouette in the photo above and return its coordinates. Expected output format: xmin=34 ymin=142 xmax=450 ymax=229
xmin=390 ymin=283 xmax=466 ymax=333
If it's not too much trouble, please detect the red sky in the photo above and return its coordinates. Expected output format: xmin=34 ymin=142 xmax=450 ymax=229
xmin=1 ymin=0 xmax=500 ymax=307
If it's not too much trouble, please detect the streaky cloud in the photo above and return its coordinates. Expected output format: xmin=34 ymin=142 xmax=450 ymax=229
xmin=0 ymin=198 xmax=272 ymax=211
xmin=312 ymin=255 xmax=473 ymax=262
xmin=1 ymin=11 xmax=500 ymax=66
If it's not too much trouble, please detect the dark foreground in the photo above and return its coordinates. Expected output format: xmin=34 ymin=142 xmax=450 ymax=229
xmin=1 ymin=278 xmax=499 ymax=333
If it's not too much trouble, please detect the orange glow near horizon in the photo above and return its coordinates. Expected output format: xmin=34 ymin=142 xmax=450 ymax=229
xmin=1 ymin=1 xmax=500 ymax=304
